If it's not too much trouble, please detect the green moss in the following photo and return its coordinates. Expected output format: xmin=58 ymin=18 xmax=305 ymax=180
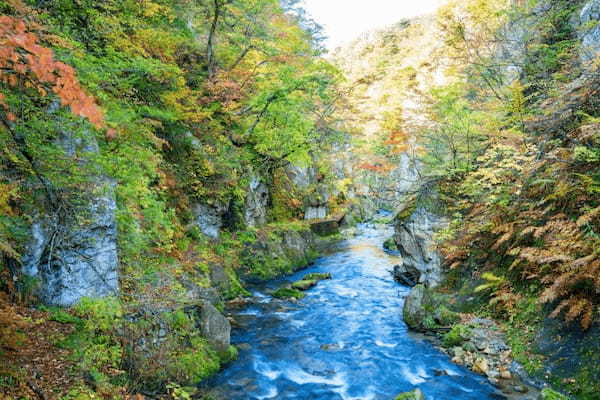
xmin=435 ymin=305 xmax=461 ymax=326
xmin=272 ymin=287 xmax=305 ymax=300
xmin=169 ymin=337 xmax=221 ymax=384
xmin=219 ymin=345 xmax=238 ymax=364
xmin=223 ymin=267 xmax=251 ymax=300
xmin=383 ymin=237 xmax=398 ymax=251
xmin=422 ymin=315 xmax=439 ymax=330
xmin=395 ymin=195 xmax=417 ymax=222
xmin=291 ymin=279 xmax=317 ymax=290
xmin=394 ymin=389 xmax=424 ymax=400
xmin=303 ymin=272 xmax=332 ymax=281
xmin=539 ymin=388 xmax=569 ymax=400
xmin=44 ymin=307 xmax=82 ymax=325
xmin=503 ymin=297 xmax=545 ymax=375
xmin=442 ymin=324 xmax=471 ymax=348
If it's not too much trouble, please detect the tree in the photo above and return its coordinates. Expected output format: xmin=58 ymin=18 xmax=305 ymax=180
xmin=0 ymin=15 xmax=104 ymax=128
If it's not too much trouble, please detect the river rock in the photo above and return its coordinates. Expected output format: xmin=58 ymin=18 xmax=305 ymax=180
xmin=402 ymin=284 xmax=436 ymax=331
xmin=473 ymin=357 xmax=490 ymax=375
xmin=305 ymin=206 xmax=328 ymax=220
xmin=199 ymin=300 xmax=231 ymax=353
xmin=291 ymin=279 xmax=317 ymax=291
xmin=209 ymin=264 xmax=232 ymax=293
xmin=310 ymin=218 xmax=340 ymax=236
xmin=392 ymin=264 xmax=421 ymax=287
xmin=394 ymin=388 xmax=425 ymax=400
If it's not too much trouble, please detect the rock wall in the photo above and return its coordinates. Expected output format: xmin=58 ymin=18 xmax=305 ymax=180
xmin=579 ymin=0 xmax=600 ymax=63
xmin=244 ymin=175 xmax=269 ymax=227
xmin=393 ymin=205 xmax=445 ymax=288
xmin=192 ymin=201 xmax=229 ymax=239
xmin=22 ymin=130 xmax=119 ymax=306
xmin=239 ymin=225 xmax=317 ymax=281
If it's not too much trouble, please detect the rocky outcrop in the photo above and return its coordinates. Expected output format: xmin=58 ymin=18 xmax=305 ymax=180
xmin=402 ymin=286 xmax=541 ymax=396
xmin=22 ymin=130 xmax=119 ymax=306
xmin=393 ymin=205 xmax=445 ymax=288
xmin=533 ymin=317 xmax=600 ymax=392
xmin=125 ymin=284 xmax=231 ymax=388
xmin=244 ymin=175 xmax=268 ymax=227
xmin=192 ymin=201 xmax=228 ymax=239
xmin=240 ymin=225 xmax=317 ymax=281
xmin=309 ymin=213 xmax=345 ymax=237
xmin=579 ymin=0 xmax=600 ymax=63
xmin=304 ymin=185 xmax=331 ymax=220
xmin=392 ymin=264 xmax=421 ymax=287
xmin=199 ymin=300 xmax=231 ymax=353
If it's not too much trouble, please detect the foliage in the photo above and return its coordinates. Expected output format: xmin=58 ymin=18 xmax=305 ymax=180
xmin=442 ymin=324 xmax=471 ymax=348
xmin=0 ymin=14 xmax=104 ymax=128
xmin=410 ymin=0 xmax=600 ymax=332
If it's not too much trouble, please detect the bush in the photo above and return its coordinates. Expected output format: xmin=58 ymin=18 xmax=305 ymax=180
xmin=442 ymin=324 xmax=471 ymax=348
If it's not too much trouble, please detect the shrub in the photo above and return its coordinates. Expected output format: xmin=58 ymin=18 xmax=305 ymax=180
xmin=442 ymin=324 xmax=471 ymax=348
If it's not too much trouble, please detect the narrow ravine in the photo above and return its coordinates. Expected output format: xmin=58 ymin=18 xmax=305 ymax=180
xmin=206 ymin=219 xmax=502 ymax=399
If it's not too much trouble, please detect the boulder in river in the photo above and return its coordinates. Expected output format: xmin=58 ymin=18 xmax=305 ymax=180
xmin=291 ymin=279 xmax=318 ymax=290
xmin=199 ymin=300 xmax=232 ymax=353
xmin=394 ymin=388 xmax=425 ymax=400
xmin=392 ymin=264 xmax=421 ymax=287
xmin=402 ymin=284 xmax=437 ymax=331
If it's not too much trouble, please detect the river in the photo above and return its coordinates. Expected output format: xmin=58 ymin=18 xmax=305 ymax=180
xmin=207 ymin=221 xmax=503 ymax=399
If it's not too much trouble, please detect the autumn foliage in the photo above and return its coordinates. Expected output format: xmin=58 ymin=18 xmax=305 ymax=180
xmin=0 ymin=15 xmax=104 ymax=128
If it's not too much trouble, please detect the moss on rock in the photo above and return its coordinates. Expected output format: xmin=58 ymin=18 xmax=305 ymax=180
xmin=442 ymin=324 xmax=472 ymax=348
xmin=272 ymin=287 xmax=305 ymax=300
xmin=291 ymin=279 xmax=318 ymax=290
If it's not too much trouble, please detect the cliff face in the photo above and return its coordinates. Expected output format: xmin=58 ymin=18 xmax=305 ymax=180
xmin=20 ymin=129 xmax=119 ymax=306
xmin=330 ymin=16 xmax=447 ymax=210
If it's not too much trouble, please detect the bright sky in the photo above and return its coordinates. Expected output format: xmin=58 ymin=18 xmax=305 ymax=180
xmin=302 ymin=0 xmax=447 ymax=49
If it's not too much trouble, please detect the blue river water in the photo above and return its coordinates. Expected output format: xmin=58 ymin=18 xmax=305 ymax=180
xmin=207 ymin=223 xmax=504 ymax=399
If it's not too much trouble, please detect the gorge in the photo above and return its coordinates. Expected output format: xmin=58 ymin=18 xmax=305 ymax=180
xmin=1 ymin=0 xmax=600 ymax=399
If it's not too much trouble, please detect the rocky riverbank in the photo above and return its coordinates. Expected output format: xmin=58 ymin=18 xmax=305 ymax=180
xmin=392 ymin=205 xmax=572 ymax=400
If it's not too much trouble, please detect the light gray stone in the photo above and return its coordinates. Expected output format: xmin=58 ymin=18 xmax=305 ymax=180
xmin=394 ymin=207 xmax=445 ymax=288
xmin=192 ymin=201 xmax=228 ymax=238
xmin=22 ymin=129 xmax=118 ymax=306
xmin=199 ymin=300 xmax=231 ymax=352
xmin=579 ymin=0 xmax=600 ymax=62
xmin=244 ymin=175 xmax=268 ymax=227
